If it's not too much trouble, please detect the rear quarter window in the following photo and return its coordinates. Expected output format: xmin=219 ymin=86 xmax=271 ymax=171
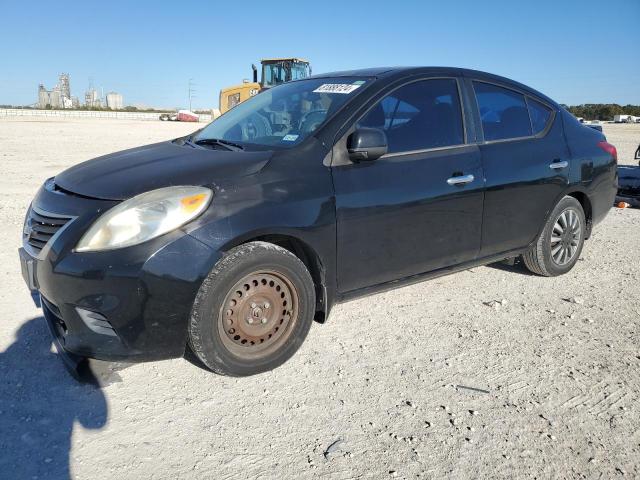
xmin=527 ymin=98 xmax=553 ymax=134
xmin=473 ymin=81 xmax=532 ymax=141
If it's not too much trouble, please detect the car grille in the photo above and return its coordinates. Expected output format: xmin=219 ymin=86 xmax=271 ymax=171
xmin=24 ymin=208 xmax=73 ymax=254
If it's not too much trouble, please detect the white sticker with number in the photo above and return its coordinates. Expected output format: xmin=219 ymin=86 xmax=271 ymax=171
xmin=313 ymin=83 xmax=361 ymax=94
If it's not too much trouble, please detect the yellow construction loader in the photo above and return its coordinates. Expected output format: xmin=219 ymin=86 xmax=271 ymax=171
xmin=217 ymin=58 xmax=311 ymax=117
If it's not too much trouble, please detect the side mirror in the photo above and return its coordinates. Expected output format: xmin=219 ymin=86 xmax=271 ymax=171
xmin=347 ymin=128 xmax=388 ymax=162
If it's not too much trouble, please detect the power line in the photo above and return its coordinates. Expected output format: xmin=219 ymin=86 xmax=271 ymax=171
xmin=188 ymin=78 xmax=196 ymax=111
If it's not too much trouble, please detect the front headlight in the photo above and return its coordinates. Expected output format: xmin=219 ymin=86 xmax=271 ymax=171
xmin=75 ymin=186 xmax=212 ymax=252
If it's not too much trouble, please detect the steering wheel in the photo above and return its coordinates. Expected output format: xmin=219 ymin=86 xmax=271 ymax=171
xmin=299 ymin=110 xmax=328 ymax=134
xmin=242 ymin=113 xmax=272 ymax=140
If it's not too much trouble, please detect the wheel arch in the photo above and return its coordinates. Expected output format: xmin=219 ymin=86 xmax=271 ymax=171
xmin=530 ymin=187 xmax=594 ymax=249
xmin=565 ymin=189 xmax=593 ymax=239
xmin=223 ymin=232 xmax=329 ymax=323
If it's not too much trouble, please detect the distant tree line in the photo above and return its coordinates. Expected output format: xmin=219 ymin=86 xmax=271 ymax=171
xmin=563 ymin=104 xmax=640 ymax=120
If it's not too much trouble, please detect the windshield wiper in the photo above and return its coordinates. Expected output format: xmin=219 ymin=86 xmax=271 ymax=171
xmin=174 ymin=136 xmax=197 ymax=148
xmin=194 ymin=138 xmax=244 ymax=151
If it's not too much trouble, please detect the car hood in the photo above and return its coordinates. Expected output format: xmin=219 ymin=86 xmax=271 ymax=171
xmin=54 ymin=141 xmax=273 ymax=201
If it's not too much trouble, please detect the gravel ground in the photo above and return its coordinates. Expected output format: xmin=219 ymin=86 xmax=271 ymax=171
xmin=0 ymin=117 xmax=639 ymax=479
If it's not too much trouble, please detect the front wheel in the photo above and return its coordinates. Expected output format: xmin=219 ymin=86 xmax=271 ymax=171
xmin=522 ymin=196 xmax=586 ymax=276
xmin=188 ymin=241 xmax=315 ymax=376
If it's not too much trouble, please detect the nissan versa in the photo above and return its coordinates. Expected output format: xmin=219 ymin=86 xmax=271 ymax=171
xmin=19 ymin=67 xmax=617 ymax=377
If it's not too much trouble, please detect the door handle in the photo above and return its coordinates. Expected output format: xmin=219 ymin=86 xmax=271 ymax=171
xmin=549 ymin=160 xmax=569 ymax=170
xmin=447 ymin=174 xmax=474 ymax=186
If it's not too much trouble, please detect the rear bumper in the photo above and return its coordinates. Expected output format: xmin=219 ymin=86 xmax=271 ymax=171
xmin=589 ymin=169 xmax=618 ymax=227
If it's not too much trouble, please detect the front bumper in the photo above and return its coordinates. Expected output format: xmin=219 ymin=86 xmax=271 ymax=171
xmin=20 ymin=183 xmax=221 ymax=363
xmin=41 ymin=297 xmax=85 ymax=379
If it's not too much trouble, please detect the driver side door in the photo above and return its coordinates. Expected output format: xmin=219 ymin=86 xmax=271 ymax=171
xmin=331 ymin=77 xmax=485 ymax=293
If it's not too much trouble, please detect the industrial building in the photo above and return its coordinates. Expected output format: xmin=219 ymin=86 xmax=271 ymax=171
xmin=37 ymin=73 xmax=75 ymax=109
xmin=84 ymin=88 xmax=101 ymax=108
xmin=37 ymin=73 xmax=124 ymax=110
xmin=105 ymin=92 xmax=124 ymax=110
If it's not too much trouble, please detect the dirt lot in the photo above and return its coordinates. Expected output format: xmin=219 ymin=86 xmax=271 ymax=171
xmin=1 ymin=117 xmax=639 ymax=479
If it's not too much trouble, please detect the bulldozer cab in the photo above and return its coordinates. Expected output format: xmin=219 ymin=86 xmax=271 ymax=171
xmin=260 ymin=58 xmax=311 ymax=89
xmin=217 ymin=58 xmax=311 ymax=117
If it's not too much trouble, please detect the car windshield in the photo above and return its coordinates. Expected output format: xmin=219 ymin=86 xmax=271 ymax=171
xmin=195 ymin=77 xmax=369 ymax=149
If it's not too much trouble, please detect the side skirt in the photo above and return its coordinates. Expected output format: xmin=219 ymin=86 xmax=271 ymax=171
xmin=336 ymin=248 xmax=526 ymax=303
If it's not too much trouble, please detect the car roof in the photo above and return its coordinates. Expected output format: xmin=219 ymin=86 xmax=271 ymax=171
xmin=309 ymin=66 xmax=557 ymax=106
xmin=309 ymin=67 xmax=400 ymax=78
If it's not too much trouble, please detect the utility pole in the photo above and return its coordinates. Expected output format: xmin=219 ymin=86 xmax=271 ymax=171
xmin=188 ymin=78 xmax=196 ymax=112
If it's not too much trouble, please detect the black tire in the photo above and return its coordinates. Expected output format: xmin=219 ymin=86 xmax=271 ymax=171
xmin=188 ymin=241 xmax=315 ymax=376
xmin=522 ymin=196 xmax=586 ymax=277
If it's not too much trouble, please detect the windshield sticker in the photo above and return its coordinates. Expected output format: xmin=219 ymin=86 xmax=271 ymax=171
xmin=313 ymin=83 xmax=361 ymax=94
xmin=282 ymin=134 xmax=299 ymax=142
xmin=352 ymin=80 xmax=366 ymax=85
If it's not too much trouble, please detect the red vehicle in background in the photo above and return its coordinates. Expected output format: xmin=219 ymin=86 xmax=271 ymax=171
xmin=159 ymin=110 xmax=199 ymax=122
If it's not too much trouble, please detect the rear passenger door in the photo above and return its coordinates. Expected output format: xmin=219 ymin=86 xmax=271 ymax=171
xmin=470 ymin=80 xmax=569 ymax=257
xmin=332 ymin=78 xmax=484 ymax=293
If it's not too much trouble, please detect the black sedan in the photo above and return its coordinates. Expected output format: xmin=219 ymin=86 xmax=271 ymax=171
xmin=20 ymin=67 xmax=618 ymax=377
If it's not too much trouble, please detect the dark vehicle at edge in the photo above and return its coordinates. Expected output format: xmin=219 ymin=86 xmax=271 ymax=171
xmin=614 ymin=143 xmax=640 ymax=207
xmin=19 ymin=67 xmax=618 ymax=377
xmin=617 ymin=165 xmax=640 ymax=207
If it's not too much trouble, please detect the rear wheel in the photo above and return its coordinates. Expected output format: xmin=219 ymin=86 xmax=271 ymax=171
xmin=188 ymin=241 xmax=315 ymax=376
xmin=522 ymin=196 xmax=585 ymax=276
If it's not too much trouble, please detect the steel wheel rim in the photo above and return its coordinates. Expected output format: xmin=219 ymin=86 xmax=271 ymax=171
xmin=218 ymin=270 xmax=299 ymax=359
xmin=550 ymin=208 xmax=582 ymax=266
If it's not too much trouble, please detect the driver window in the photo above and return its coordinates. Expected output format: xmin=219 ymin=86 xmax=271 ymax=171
xmin=357 ymin=79 xmax=464 ymax=153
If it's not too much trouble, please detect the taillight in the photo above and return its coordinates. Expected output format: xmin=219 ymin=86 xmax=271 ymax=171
xmin=597 ymin=141 xmax=617 ymax=162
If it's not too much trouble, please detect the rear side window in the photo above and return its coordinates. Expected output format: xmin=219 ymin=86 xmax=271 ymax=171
xmin=528 ymin=98 xmax=552 ymax=134
xmin=473 ymin=82 xmax=532 ymax=141
xmin=358 ymin=78 xmax=464 ymax=153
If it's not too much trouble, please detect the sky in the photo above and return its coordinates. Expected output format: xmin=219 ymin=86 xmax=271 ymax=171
xmin=1 ymin=0 xmax=638 ymax=109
